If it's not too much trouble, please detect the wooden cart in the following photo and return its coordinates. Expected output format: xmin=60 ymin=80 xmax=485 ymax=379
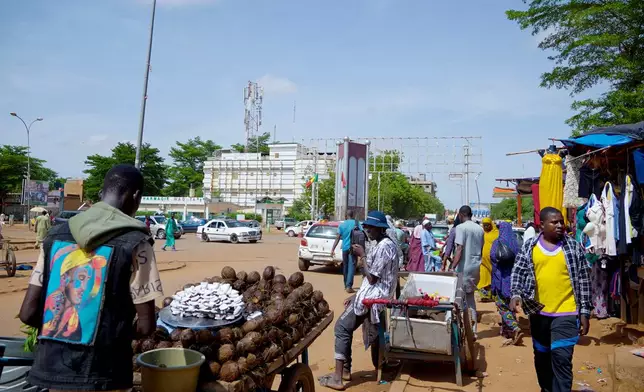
xmin=375 ymin=272 xmax=477 ymax=386
xmin=0 ymin=239 xmax=17 ymax=277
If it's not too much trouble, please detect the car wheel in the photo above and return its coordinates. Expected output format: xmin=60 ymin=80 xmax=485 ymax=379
xmin=249 ymin=240 xmax=257 ymax=243
xmin=174 ymin=234 xmax=181 ymax=239
xmin=201 ymin=232 xmax=210 ymax=242
xmin=230 ymin=234 xmax=239 ymax=244
xmin=287 ymin=230 xmax=295 ymax=237
xmin=298 ymin=258 xmax=310 ymax=271
xmin=157 ymin=229 xmax=166 ymax=240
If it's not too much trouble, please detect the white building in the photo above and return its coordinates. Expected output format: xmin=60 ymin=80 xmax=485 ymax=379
xmin=202 ymin=143 xmax=335 ymax=215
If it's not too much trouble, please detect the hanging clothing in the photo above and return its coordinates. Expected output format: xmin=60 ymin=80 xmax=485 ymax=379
xmin=633 ymin=148 xmax=644 ymax=185
xmin=563 ymin=157 xmax=586 ymax=208
xmin=539 ymin=153 xmax=566 ymax=222
xmin=532 ymin=184 xmax=541 ymax=226
xmin=578 ymin=165 xmax=605 ymax=199
xmin=591 ymin=260 xmax=609 ymax=319
xmin=585 ymin=194 xmax=606 ymax=251
xmin=618 ymin=175 xmax=634 ymax=255
xmin=601 ymin=182 xmax=617 ymax=256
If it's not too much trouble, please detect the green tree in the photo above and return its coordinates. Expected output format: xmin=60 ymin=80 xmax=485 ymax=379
xmin=164 ymin=137 xmax=221 ymax=197
xmin=369 ymin=172 xmax=445 ymax=219
xmin=0 ymin=145 xmax=58 ymax=208
xmin=490 ymin=197 xmax=535 ymax=221
xmin=231 ymin=132 xmax=272 ymax=154
xmin=83 ymin=142 xmax=167 ymax=202
xmin=370 ymin=150 xmax=401 ymax=172
xmin=288 ymin=172 xmax=336 ymax=220
xmin=507 ymin=1 xmax=644 ymax=133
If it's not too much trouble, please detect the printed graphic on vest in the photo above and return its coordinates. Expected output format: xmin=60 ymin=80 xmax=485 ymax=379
xmin=40 ymin=240 xmax=111 ymax=345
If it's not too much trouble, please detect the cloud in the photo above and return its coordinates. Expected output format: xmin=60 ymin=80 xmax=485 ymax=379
xmin=257 ymin=74 xmax=298 ymax=95
xmin=85 ymin=134 xmax=109 ymax=146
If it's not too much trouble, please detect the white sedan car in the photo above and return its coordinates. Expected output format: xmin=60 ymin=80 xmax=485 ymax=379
xmin=197 ymin=219 xmax=260 ymax=244
xmin=297 ymin=222 xmax=343 ymax=271
xmin=285 ymin=220 xmax=315 ymax=237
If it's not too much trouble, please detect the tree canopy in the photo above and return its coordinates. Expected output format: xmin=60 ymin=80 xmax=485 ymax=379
xmin=165 ymin=137 xmax=221 ymax=197
xmin=507 ymin=0 xmax=644 ymax=133
xmin=0 ymin=145 xmax=58 ymax=206
xmin=490 ymin=197 xmax=535 ymax=221
xmin=83 ymin=142 xmax=167 ymax=202
xmin=231 ymin=132 xmax=272 ymax=154
xmin=370 ymin=172 xmax=445 ymax=219
xmin=370 ymin=150 xmax=401 ymax=172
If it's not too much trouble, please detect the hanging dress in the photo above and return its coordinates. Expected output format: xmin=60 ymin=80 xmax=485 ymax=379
xmin=601 ymin=182 xmax=617 ymax=256
xmin=539 ymin=153 xmax=566 ymax=222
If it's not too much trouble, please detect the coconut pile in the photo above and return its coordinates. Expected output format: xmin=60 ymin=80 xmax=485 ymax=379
xmin=133 ymin=266 xmax=330 ymax=388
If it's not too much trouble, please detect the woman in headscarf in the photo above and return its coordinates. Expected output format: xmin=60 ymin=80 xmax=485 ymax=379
xmin=406 ymin=221 xmax=425 ymax=272
xmin=385 ymin=215 xmax=404 ymax=269
xmin=478 ymin=217 xmax=498 ymax=302
xmin=162 ymin=212 xmax=177 ymax=251
xmin=490 ymin=222 xmax=522 ymax=345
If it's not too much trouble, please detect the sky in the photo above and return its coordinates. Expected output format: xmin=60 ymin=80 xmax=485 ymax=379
xmin=1 ymin=0 xmax=587 ymax=209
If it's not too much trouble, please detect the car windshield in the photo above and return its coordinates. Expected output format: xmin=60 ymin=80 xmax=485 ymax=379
xmin=60 ymin=211 xmax=79 ymax=219
xmin=226 ymin=220 xmax=243 ymax=228
xmin=306 ymin=225 xmax=337 ymax=239
xmin=431 ymin=226 xmax=449 ymax=239
xmin=154 ymin=216 xmax=166 ymax=224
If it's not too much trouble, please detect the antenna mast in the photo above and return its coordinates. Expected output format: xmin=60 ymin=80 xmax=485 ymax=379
xmin=243 ymin=81 xmax=263 ymax=152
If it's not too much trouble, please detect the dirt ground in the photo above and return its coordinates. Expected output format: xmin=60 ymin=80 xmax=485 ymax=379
xmin=0 ymin=224 xmax=638 ymax=392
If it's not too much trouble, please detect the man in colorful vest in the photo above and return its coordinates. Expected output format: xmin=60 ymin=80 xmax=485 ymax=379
xmin=19 ymin=164 xmax=164 ymax=392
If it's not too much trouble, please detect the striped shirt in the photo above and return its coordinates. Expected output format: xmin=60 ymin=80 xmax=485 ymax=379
xmin=353 ymin=237 xmax=399 ymax=323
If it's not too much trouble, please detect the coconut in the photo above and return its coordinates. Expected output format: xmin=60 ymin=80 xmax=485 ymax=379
xmin=246 ymin=353 xmax=259 ymax=370
xmin=246 ymin=271 xmax=261 ymax=285
xmin=262 ymin=266 xmax=275 ymax=281
xmin=258 ymin=279 xmax=271 ymax=292
xmin=301 ymin=282 xmax=314 ymax=297
xmin=172 ymin=341 xmax=183 ymax=348
xmin=141 ymin=338 xmax=156 ymax=352
xmin=232 ymin=279 xmax=246 ymax=292
xmin=218 ymin=344 xmax=236 ymax=363
xmin=272 ymin=283 xmax=286 ymax=295
xmin=180 ymin=329 xmax=196 ymax=348
xmin=273 ymin=274 xmax=287 ymax=285
xmin=208 ymin=361 xmax=221 ymax=378
xmin=212 ymin=276 xmax=223 ymax=283
xmin=199 ymin=345 xmax=214 ymax=360
xmin=267 ymin=327 xmax=280 ymax=342
xmin=220 ymin=361 xmax=241 ymax=382
xmin=291 ymin=328 xmax=302 ymax=343
xmin=153 ymin=327 xmax=170 ymax=342
xmin=162 ymin=297 xmax=173 ymax=307
xmin=217 ymin=328 xmax=234 ymax=343
xmin=317 ymin=300 xmax=330 ymax=315
xmin=251 ymin=290 xmax=264 ymax=304
xmin=196 ymin=329 xmax=214 ymax=345
xmin=246 ymin=303 xmax=261 ymax=313
xmin=287 ymin=313 xmax=299 ymax=326
xmin=236 ymin=271 xmax=248 ymax=281
xmin=261 ymin=343 xmax=281 ymax=363
xmin=271 ymin=292 xmax=285 ymax=302
xmin=288 ymin=272 xmax=304 ymax=288
xmin=170 ymin=329 xmax=183 ymax=342
xmin=132 ymin=339 xmax=142 ymax=354
xmin=241 ymin=319 xmax=260 ymax=334
xmin=265 ymin=307 xmax=284 ymax=325
xmin=156 ymin=341 xmax=173 ymax=349
xmin=236 ymin=337 xmax=256 ymax=356
xmin=312 ymin=290 xmax=324 ymax=303
xmin=282 ymin=335 xmax=294 ymax=350
xmin=221 ymin=266 xmax=237 ymax=280
xmin=232 ymin=327 xmax=244 ymax=341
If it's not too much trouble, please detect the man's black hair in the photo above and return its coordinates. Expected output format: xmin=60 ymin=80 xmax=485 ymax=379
xmin=346 ymin=209 xmax=355 ymax=219
xmin=458 ymin=205 xmax=472 ymax=218
xmin=41 ymin=211 xmax=47 ymax=216
xmin=102 ymin=164 xmax=144 ymax=196
xmin=539 ymin=206 xmax=562 ymax=222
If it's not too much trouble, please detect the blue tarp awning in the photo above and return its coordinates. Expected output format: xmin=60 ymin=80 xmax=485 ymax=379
xmin=561 ymin=134 xmax=634 ymax=148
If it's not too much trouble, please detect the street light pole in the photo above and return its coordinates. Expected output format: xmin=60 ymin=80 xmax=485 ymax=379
xmin=10 ymin=113 xmax=43 ymax=229
xmin=135 ymin=0 xmax=157 ymax=169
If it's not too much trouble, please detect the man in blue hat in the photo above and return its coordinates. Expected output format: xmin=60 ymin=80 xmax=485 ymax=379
xmin=319 ymin=211 xmax=399 ymax=391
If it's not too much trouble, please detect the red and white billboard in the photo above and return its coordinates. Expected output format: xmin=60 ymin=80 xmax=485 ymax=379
xmin=335 ymin=139 xmax=369 ymax=220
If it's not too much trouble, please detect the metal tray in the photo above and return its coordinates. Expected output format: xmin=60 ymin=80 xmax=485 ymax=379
xmin=158 ymin=307 xmax=244 ymax=330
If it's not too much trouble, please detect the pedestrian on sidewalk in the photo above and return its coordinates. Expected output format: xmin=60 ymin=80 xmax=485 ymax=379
xmin=162 ymin=212 xmax=177 ymax=251
xmin=319 ymin=211 xmax=398 ymax=391
xmin=19 ymin=164 xmax=163 ymax=392
xmin=510 ymin=207 xmax=591 ymax=392
xmin=450 ymin=205 xmax=484 ymax=336
xmin=331 ymin=209 xmax=361 ymax=293
xmin=34 ymin=210 xmax=51 ymax=249
xmin=421 ymin=220 xmax=441 ymax=271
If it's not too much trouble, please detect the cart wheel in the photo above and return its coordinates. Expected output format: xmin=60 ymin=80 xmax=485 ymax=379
xmin=278 ymin=363 xmax=315 ymax=392
xmin=5 ymin=248 xmax=16 ymax=277
xmin=462 ymin=307 xmax=477 ymax=373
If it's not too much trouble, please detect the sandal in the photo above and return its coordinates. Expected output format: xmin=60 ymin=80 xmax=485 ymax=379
xmin=318 ymin=374 xmax=346 ymax=391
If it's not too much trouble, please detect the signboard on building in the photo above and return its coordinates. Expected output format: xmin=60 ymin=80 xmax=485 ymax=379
xmin=470 ymin=202 xmax=491 ymax=219
xmin=335 ymin=139 xmax=369 ymax=220
xmin=22 ymin=180 xmax=49 ymax=206
xmin=140 ymin=196 xmax=205 ymax=206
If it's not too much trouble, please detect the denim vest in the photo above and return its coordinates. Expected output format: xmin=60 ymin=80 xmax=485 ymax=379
xmin=28 ymin=223 xmax=151 ymax=391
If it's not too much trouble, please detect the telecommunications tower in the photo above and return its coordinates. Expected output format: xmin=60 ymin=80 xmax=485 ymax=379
xmin=243 ymin=81 xmax=263 ymax=152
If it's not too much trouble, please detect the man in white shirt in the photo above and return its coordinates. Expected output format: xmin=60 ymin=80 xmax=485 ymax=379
xmin=319 ymin=211 xmax=398 ymax=391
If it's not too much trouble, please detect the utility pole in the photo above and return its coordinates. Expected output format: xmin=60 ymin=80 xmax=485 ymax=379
xmin=463 ymin=144 xmax=470 ymax=205
xmin=310 ymin=152 xmax=318 ymax=219
xmin=135 ymin=0 xmax=157 ymax=169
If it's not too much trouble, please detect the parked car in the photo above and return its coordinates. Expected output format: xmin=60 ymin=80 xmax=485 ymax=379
xmin=197 ymin=219 xmax=260 ymax=244
xmin=297 ymin=222 xmax=343 ymax=271
xmin=53 ymin=210 xmax=83 ymax=226
xmin=431 ymin=224 xmax=450 ymax=250
xmin=180 ymin=218 xmax=207 ymax=233
xmin=275 ymin=217 xmax=298 ymax=230
xmin=135 ymin=215 xmax=183 ymax=240
xmin=285 ymin=220 xmax=315 ymax=237
xmin=240 ymin=220 xmax=263 ymax=240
